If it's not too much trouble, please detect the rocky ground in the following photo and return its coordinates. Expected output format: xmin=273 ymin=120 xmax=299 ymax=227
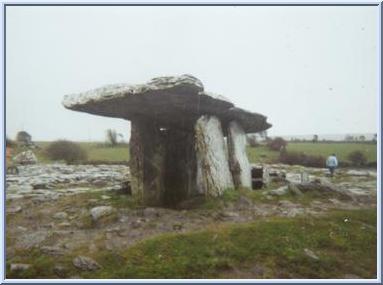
xmin=5 ymin=163 xmax=377 ymax=278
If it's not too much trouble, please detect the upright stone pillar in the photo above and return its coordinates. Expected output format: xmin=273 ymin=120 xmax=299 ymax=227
xmin=227 ymin=121 xmax=251 ymax=188
xmin=195 ymin=115 xmax=233 ymax=196
xmin=129 ymin=119 xmax=166 ymax=206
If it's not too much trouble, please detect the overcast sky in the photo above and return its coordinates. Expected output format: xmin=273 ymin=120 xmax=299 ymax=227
xmin=6 ymin=5 xmax=379 ymax=142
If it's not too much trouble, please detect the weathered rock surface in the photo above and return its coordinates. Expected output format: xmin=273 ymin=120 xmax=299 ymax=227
xmin=13 ymin=150 xmax=38 ymax=165
xmin=90 ymin=206 xmax=115 ymax=222
xmin=10 ymin=263 xmax=31 ymax=272
xmin=129 ymin=119 xmax=166 ymax=205
xmin=222 ymin=107 xmax=271 ymax=133
xmin=72 ymin=256 xmax=101 ymax=271
xmin=227 ymin=121 xmax=251 ymax=188
xmin=6 ymin=164 xmax=129 ymax=201
xmin=63 ymin=74 xmax=271 ymax=133
xmin=269 ymin=186 xmax=289 ymax=196
xmin=304 ymin=248 xmax=320 ymax=260
xmin=195 ymin=115 xmax=233 ymax=196
xmin=53 ymin=212 xmax=68 ymax=220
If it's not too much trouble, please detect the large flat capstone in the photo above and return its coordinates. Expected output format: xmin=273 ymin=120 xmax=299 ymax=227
xmin=63 ymin=74 xmax=271 ymax=133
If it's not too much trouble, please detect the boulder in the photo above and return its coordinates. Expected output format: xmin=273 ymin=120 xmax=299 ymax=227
xmin=195 ymin=115 xmax=234 ymax=196
xmin=13 ymin=150 xmax=38 ymax=165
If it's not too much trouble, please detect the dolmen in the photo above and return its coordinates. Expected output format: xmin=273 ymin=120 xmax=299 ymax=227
xmin=63 ymin=74 xmax=271 ymax=207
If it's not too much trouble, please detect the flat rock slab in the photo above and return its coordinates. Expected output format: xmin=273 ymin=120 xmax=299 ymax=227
xmin=63 ymin=74 xmax=271 ymax=133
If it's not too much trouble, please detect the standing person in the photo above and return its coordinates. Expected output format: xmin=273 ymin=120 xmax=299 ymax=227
xmin=326 ymin=153 xmax=338 ymax=177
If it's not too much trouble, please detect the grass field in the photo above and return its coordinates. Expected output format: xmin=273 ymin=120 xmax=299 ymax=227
xmin=30 ymin=142 xmax=130 ymax=163
xmin=8 ymin=208 xmax=377 ymax=279
xmin=247 ymin=143 xmax=377 ymax=165
xmin=14 ymin=141 xmax=376 ymax=166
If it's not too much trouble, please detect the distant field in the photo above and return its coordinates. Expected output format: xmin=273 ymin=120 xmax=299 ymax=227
xmin=17 ymin=141 xmax=377 ymax=166
xmin=32 ymin=142 xmax=130 ymax=163
xmin=247 ymin=142 xmax=377 ymax=164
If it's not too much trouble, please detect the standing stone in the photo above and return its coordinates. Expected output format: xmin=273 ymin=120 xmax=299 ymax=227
xmin=129 ymin=119 xmax=166 ymax=206
xmin=227 ymin=121 xmax=251 ymax=188
xmin=195 ymin=115 xmax=233 ymax=196
xmin=129 ymin=121 xmax=144 ymax=198
xmin=162 ymin=128 xmax=197 ymax=206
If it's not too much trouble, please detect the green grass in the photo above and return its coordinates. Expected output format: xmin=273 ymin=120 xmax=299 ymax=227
xmin=9 ymin=141 xmax=376 ymax=166
xmin=246 ymin=146 xmax=279 ymax=164
xmin=7 ymin=208 xmax=376 ymax=279
xmin=16 ymin=142 xmax=130 ymax=163
xmin=247 ymin=143 xmax=377 ymax=164
xmin=86 ymin=144 xmax=130 ymax=162
xmin=286 ymin=143 xmax=377 ymax=162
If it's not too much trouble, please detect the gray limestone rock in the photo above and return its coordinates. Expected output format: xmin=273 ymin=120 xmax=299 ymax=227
xmin=269 ymin=186 xmax=289 ymax=196
xmin=13 ymin=150 xmax=38 ymax=165
xmin=10 ymin=263 xmax=31 ymax=272
xmin=90 ymin=206 xmax=115 ymax=222
xmin=195 ymin=115 xmax=234 ymax=196
xmin=53 ymin=212 xmax=68 ymax=220
xmin=72 ymin=256 xmax=101 ymax=271
xmin=227 ymin=121 xmax=251 ymax=188
xmin=63 ymin=74 xmax=270 ymax=133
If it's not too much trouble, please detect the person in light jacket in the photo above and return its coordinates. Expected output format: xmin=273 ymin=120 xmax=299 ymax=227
xmin=326 ymin=153 xmax=338 ymax=177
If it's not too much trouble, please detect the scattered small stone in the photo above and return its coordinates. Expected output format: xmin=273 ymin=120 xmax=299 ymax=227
xmin=269 ymin=186 xmax=289 ymax=196
xmin=7 ymin=206 xmax=22 ymax=214
xmin=346 ymin=170 xmax=370 ymax=177
xmin=10 ymin=263 xmax=31 ymax=272
xmin=220 ymin=211 xmax=240 ymax=218
xmin=72 ymin=256 xmax=101 ymax=271
xmin=42 ymin=223 xmax=55 ymax=229
xmin=286 ymin=173 xmax=302 ymax=184
xmin=265 ymin=195 xmax=273 ymax=200
xmin=344 ymin=273 xmax=362 ymax=279
xmin=53 ymin=212 xmax=68 ymax=220
xmin=130 ymin=219 xmax=142 ymax=229
xmin=288 ymin=184 xmax=303 ymax=196
xmin=40 ymin=246 xmax=64 ymax=256
xmin=143 ymin=207 xmax=160 ymax=218
xmin=88 ymin=243 xmax=98 ymax=253
xmin=101 ymin=195 xmax=111 ymax=200
xmin=6 ymin=194 xmax=23 ymax=201
xmin=57 ymin=222 xmax=71 ymax=228
xmin=32 ymin=183 xmax=49 ymax=190
xmin=53 ymin=265 xmax=68 ymax=278
xmin=236 ymin=195 xmax=253 ymax=209
xmin=173 ymin=223 xmax=183 ymax=231
xmin=90 ymin=206 xmax=115 ymax=222
xmin=304 ymin=248 xmax=319 ymax=260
